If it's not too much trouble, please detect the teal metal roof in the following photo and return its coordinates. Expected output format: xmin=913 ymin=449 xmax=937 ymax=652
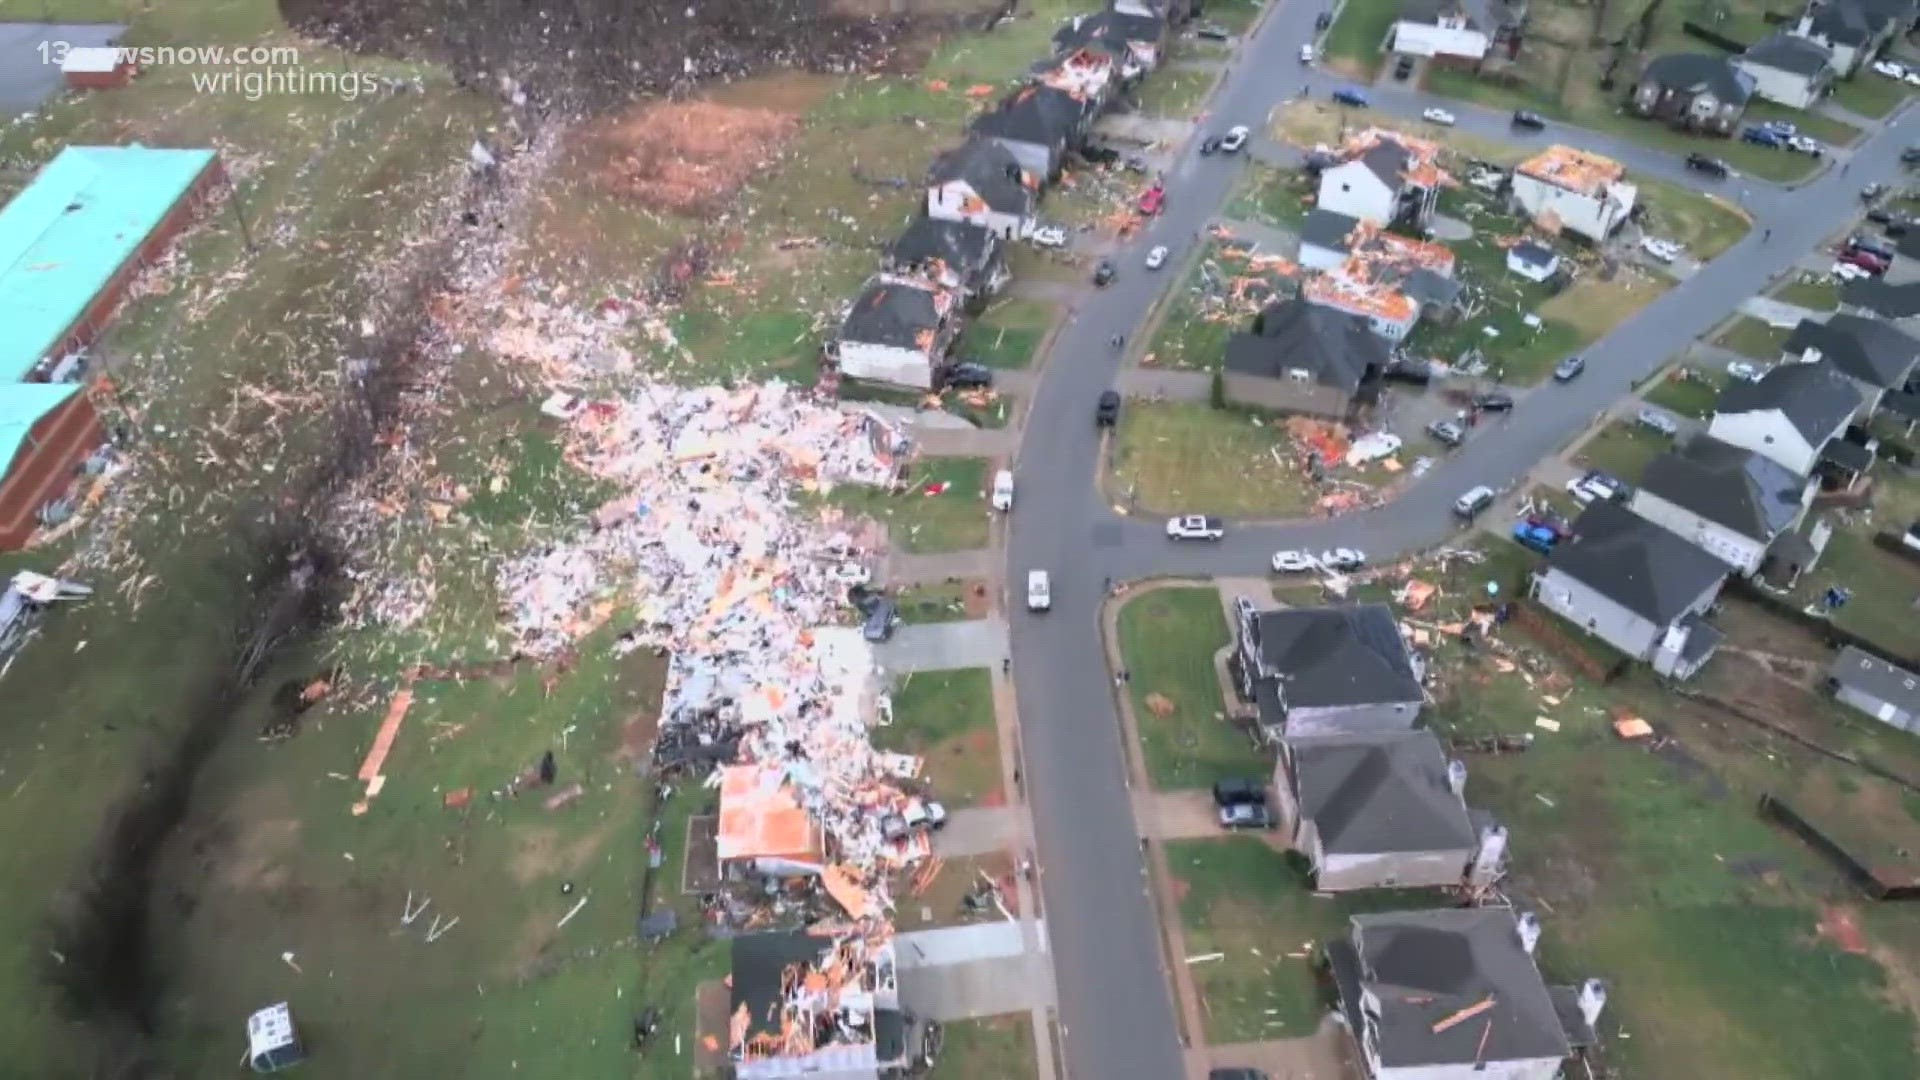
xmin=0 ymin=382 xmax=81 ymax=481
xmin=0 ymin=145 xmax=217 ymax=383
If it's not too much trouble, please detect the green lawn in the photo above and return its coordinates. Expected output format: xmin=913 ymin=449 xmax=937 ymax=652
xmin=1109 ymin=403 xmax=1320 ymax=517
xmin=1141 ymin=239 xmax=1286 ymax=372
xmin=1746 ymin=99 xmax=1863 ymax=147
xmin=1136 ymin=68 xmax=1216 ymax=118
xmin=1786 ymin=529 xmax=1920 ymax=665
xmin=1641 ymin=365 xmax=1727 ymax=419
xmin=1207 ymin=0 xmax=1268 ymax=34
xmin=895 ymin=580 xmax=981 ymax=624
xmin=929 ymin=1015 xmax=1038 ymax=1079
xmin=1166 ymin=838 xmax=1429 ymax=1044
xmin=1715 ymin=316 xmax=1793 ymax=361
xmin=1116 ymin=587 xmax=1267 ymax=790
xmin=1322 ymin=0 xmax=1396 ymax=78
xmin=879 ymin=669 xmax=1003 ymax=809
xmin=1833 ymin=72 xmax=1913 ymax=119
xmin=1573 ymin=421 xmax=1669 ymax=483
xmin=959 ymin=296 xmax=1058 ymax=369
xmin=1636 ymin=176 xmax=1753 ymax=261
xmin=1223 ymin=164 xmax=1313 ymax=231
xmin=829 ymin=457 xmax=993 ymax=553
xmin=1774 ymin=275 xmax=1841 ymax=311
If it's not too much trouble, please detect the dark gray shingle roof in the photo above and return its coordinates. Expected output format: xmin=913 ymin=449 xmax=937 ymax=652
xmin=1545 ymin=501 xmax=1729 ymax=624
xmin=1740 ymin=32 xmax=1833 ymax=76
xmin=1359 ymin=141 xmax=1413 ymax=190
xmin=1509 ymin=240 xmax=1558 ymax=268
xmin=887 ymin=217 xmax=995 ymax=274
xmin=1638 ymin=435 xmax=1808 ymax=542
xmin=1840 ymin=277 xmax=1920 ymax=318
xmin=971 ymin=84 xmax=1086 ymax=150
xmin=1784 ymin=314 xmax=1920 ymax=389
xmin=1640 ymin=53 xmax=1757 ymax=106
xmin=1052 ymin=8 xmax=1164 ymax=54
xmin=1713 ymin=359 xmax=1860 ymax=444
xmin=1246 ymin=602 xmax=1422 ymax=710
xmin=1829 ymin=646 xmax=1920 ymax=713
xmin=1345 ymin=908 xmax=1570 ymax=1068
xmin=1290 ymin=731 xmax=1477 ymax=855
xmin=1299 ymin=207 xmax=1359 ymax=251
xmin=1224 ymin=299 xmax=1390 ymax=392
xmin=841 ymin=277 xmax=942 ymax=349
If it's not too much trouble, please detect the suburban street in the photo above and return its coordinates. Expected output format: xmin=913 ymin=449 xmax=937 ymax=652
xmin=1006 ymin=3 xmax=1920 ymax=1079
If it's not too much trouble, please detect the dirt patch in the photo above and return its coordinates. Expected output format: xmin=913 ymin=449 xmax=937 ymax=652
xmin=1167 ymin=875 xmax=1191 ymax=904
xmin=508 ymin=821 xmax=614 ymax=886
xmin=574 ymin=99 xmax=800 ymax=214
xmin=1818 ymin=904 xmax=1870 ymax=955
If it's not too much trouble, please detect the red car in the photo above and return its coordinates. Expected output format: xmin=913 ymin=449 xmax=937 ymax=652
xmin=1839 ymin=247 xmax=1889 ymax=275
xmin=1137 ymin=183 xmax=1165 ymax=215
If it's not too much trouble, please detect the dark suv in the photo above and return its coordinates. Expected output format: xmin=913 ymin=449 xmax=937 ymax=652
xmin=1511 ymin=110 xmax=1546 ymax=130
xmin=1686 ymin=153 xmax=1729 ymax=178
xmin=1212 ymin=778 xmax=1268 ymax=808
xmin=1096 ymin=390 xmax=1121 ymax=427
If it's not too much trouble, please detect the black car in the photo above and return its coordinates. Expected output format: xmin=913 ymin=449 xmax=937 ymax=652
xmin=1096 ymin=389 xmax=1121 ymax=426
xmin=1212 ymin=778 xmax=1268 ymax=808
xmin=1511 ymin=110 xmax=1546 ymax=130
xmin=1869 ymin=207 xmax=1897 ymax=225
xmin=1079 ymin=143 xmax=1119 ymax=165
xmin=1473 ymin=390 xmax=1516 ymax=412
xmin=941 ymin=362 xmax=993 ymax=390
xmin=1314 ymin=11 xmax=1332 ymax=28
xmin=1887 ymin=218 xmax=1913 ymax=238
xmin=1093 ymin=259 xmax=1115 ymax=286
xmin=1685 ymin=153 xmax=1729 ymax=177
xmin=1195 ymin=21 xmax=1231 ymax=40
xmin=1199 ymin=135 xmax=1223 ymax=156
xmin=1393 ymin=55 xmax=1415 ymax=80
xmin=1904 ymin=145 xmax=1920 ymax=166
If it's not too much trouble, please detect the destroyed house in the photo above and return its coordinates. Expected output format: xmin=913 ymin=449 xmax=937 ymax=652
xmin=716 ymin=765 xmax=827 ymax=879
xmin=883 ymin=217 xmax=1008 ymax=304
xmin=1028 ymin=47 xmax=1118 ymax=106
xmin=970 ymin=84 xmax=1093 ymax=180
xmin=1052 ymin=8 xmax=1164 ymax=77
xmin=1275 ymin=730 xmax=1506 ymax=892
xmin=1783 ymin=314 xmax=1920 ymax=413
xmin=833 ymin=273 xmax=960 ymax=391
xmin=1629 ymin=434 xmax=1815 ymax=576
xmin=0 ymin=145 xmax=222 ymax=550
xmin=1303 ymin=225 xmax=1460 ymax=343
xmin=926 ymin=139 xmax=1038 ymax=240
xmin=1329 ymin=908 xmax=1590 ymax=1080
xmin=1233 ymin=599 xmax=1424 ymax=740
xmin=1510 ymin=146 xmax=1636 ymax=243
xmin=1316 ymin=128 xmax=1447 ymax=230
xmin=729 ymin=929 xmax=903 ymax=1079
xmin=1709 ymin=358 xmax=1861 ymax=475
xmin=1631 ymin=53 xmax=1756 ymax=134
xmin=1222 ymin=298 xmax=1389 ymax=419
xmin=1532 ymin=500 xmax=1728 ymax=680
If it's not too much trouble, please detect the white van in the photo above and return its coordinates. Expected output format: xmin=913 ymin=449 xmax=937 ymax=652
xmin=992 ymin=469 xmax=1015 ymax=511
xmin=1027 ymin=570 xmax=1051 ymax=612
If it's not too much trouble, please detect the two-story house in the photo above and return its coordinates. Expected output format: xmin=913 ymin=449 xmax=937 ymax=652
xmin=1303 ymin=224 xmax=1462 ymax=343
xmin=1052 ymin=8 xmax=1165 ymax=79
xmin=1789 ymin=0 xmax=1916 ymax=77
xmin=883 ymin=217 xmax=1009 ymax=308
xmin=1232 ymin=599 xmax=1425 ymax=741
xmin=1221 ymin=298 xmax=1390 ymax=419
xmin=1510 ymin=145 xmax=1637 ymax=242
xmin=1633 ymin=53 xmax=1757 ymax=134
xmin=1389 ymin=0 xmax=1491 ymax=61
xmin=970 ymin=83 xmax=1094 ymax=180
xmin=1273 ymin=729 xmax=1507 ymax=892
xmin=1708 ymin=359 xmax=1861 ymax=474
xmin=1328 ymin=908 xmax=1602 ymax=1080
xmin=1316 ymin=128 xmax=1446 ymax=231
xmin=832 ymin=273 xmax=960 ymax=390
xmin=1735 ymin=32 xmax=1836 ymax=109
xmin=1531 ymin=501 xmax=1730 ymax=680
xmin=1629 ymin=435 xmax=1816 ymax=576
xmin=925 ymin=139 xmax=1038 ymax=240
xmin=1782 ymin=314 xmax=1920 ymax=415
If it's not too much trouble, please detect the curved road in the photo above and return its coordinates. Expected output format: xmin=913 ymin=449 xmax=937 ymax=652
xmin=1008 ymin=5 xmax=1920 ymax=1079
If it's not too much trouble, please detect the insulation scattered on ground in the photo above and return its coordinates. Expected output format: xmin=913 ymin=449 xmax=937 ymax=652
xmin=581 ymin=99 xmax=800 ymax=213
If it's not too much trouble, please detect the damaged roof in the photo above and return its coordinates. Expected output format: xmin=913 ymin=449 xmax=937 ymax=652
xmin=1784 ymin=313 xmax=1920 ymax=389
xmin=1337 ymin=127 xmax=1450 ymax=190
xmin=1304 ymin=223 xmax=1458 ymax=325
xmin=1053 ymin=7 xmax=1165 ymax=54
xmin=1545 ymin=500 xmax=1729 ymax=625
xmin=1509 ymin=240 xmax=1558 ymax=268
xmin=887 ymin=217 xmax=996 ymax=274
xmin=1639 ymin=435 xmax=1808 ymax=543
xmin=1225 ymin=298 xmax=1389 ymax=392
xmin=1713 ymin=359 xmax=1860 ymax=443
xmin=840 ymin=274 xmax=953 ymax=352
xmin=928 ymin=138 xmax=1037 ymax=216
xmin=1300 ymin=208 xmax=1360 ymax=252
xmin=1516 ymin=145 xmax=1627 ymax=197
xmin=1245 ymin=602 xmax=1423 ymax=710
xmin=717 ymin=765 xmax=825 ymax=863
xmin=1289 ymin=730 xmax=1478 ymax=855
xmin=1639 ymin=52 xmax=1757 ymax=105
xmin=971 ymin=84 xmax=1087 ymax=150
xmin=1336 ymin=908 xmax=1569 ymax=1068
xmin=730 ymin=928 xmax=893 ymax=1064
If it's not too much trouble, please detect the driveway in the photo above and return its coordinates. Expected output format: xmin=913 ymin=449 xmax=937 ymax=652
xmin=896 ymin=921 xmax=1058 ymax=1021
xmin=874 ymin=619 xmax=1007 ymax=674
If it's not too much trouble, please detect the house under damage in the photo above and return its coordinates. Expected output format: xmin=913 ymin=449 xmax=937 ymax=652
xmin=729 ymin=928 xmax=939 ymax=1078
xmin=1302 ymin=222 xmax=1460 ymax=343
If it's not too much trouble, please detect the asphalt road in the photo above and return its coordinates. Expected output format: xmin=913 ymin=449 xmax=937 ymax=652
xmin=1007 ymin=6 xmax=1920 ymax=1079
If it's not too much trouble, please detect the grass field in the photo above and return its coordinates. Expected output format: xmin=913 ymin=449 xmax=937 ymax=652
xmin=1834 ymin=70 xmax=1914 ymax=119
xmin=895 ymin=580 xmax=983 ymax=624
xmin=1223 ymin=164 xmax=1313 ymax=231
xmin=1774 ymin=275 xmax=1841 ymax=311
xmin=1108 ymin=403 xmax=1320 ymax=517
xmin=1641 ymin=365 xmax=1727 ymax=419
xmin=1115 ymin=587 xmax=1268 ymax=790
xmin=1716 ymin=315 xmax=1793 ymax=360
xmin=878 ymin=669 xmax=1003 ymax=809
xmin=960 ymin=296 xmax=1059 ymax=369
xmin=1784 ymin=527 xmax=1920 ymax=665
xmin=829 ymin=457 xmax=993 ymax=553
xmin=1572 ymin=420 xmax=1671 ymax=482
xmin=1321 ymin=0 xmax=1396 ymax=79
xmin=1136 ymin=68 xmax=1216 ymax=118
xmin=1636 ymin=177 xmax=1753 ymax=261
xmin=929 ymin=1014 xmax=1039 ymax=1079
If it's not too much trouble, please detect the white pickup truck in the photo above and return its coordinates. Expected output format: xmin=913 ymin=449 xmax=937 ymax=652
xmin=1166 ymin=515 xmax=1226 ymax=541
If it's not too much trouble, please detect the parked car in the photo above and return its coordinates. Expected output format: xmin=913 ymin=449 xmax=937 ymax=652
xmin=1212 ymin=778 xmax=1268 ymax=808
xmin=1319 ymin=547 xmax=1366 ymax=571
xmin=1026 ymin=570 xmax=1051 ymax=612
xmin=1029 ymin=225 xmax=1067 ymax=248
xmin=1220 ymin=125 xmax=1250 ymax=153
xmin=1137 ymin=183 xmax=1166 ymax=215
xmin=1315 ymin=10 xmax=1333 ymax=28
xmin=1760 ymin=119 xmax=1797 ymax=138
xmin=861 ymin=598 xmax=899 ymax=642
xmin=1862 ymin=182 xmax=1887 ymax=202
xmin=1300 ymin=43 xmax=1316 ymax=63
xmin=1848 ymin=234 xmax=1895 ymax=261
xmin=1641 ymin=236 xmax=1683 ymax=262
xmin=1095 ymin=389 xmax=1121 ymax=426
xmin=1886 ymin=218 xmax=1913 ymax=238
xmin=1725 ymin=360 xmax=1766 ymax=383
xmin=1209 ymin=1070 xmax=1271 ymax=1080
xmin=1685 ymin=153 xmax=1729 ymax=177
xmin=1166 ymin=515 xmax=1226 ymax=540
xmin=1195 ymin=21 xmax=1231 ymax=40
xmin=1393 ymin=55 xmax=1415 ymax=80
xmin=1567 ymin=471 xmax=1629 ymax=505
xmin=1199 ymin=135 xmax=1223 ymax=156
xmin=1902 ymin=145 xmax=1920 ymax=166
xmin=1511 ymin=110 xmax=1547 ymax=130
xmin=991 ymin=469 xmax=1014 ymax=511
xmin=941 ymin=361 xmax=993 ymax=389
xmin=1219 ymin=802 xmax=1275 ymax=830
xmin=1382 ymin=358 xmax=1434 ymax=385
xmin=1422 ymin=106 xmax=1457 ymax=126
xmin=1832 ymin=260 xmax=1871 ymax=282
xmin=1271 ymin=549 xmax=1316 ymax=573
xmin=1473 ymin=390 xmax=1515 ymax=412
xmin=1839 ymin=247 xmax=1889 ymax=275
xmin=1513 ymin=521 xmax=1559 ymax=555
xmin=1145 ymin=244 xmax=1170 ymax=270
xmin=1636 ymin=407 xmax=1679 ymax=436
xmin=1332 ymin=87 xmax=1369 ymax=107
xmin=1427 ymin=418 xmax=1466 ymax=447
xmin=1553 ymin=354 xmax=1586 ymax=382
xmin=1787 ymin=135 xmax=1823 ymax=156
xmin=1453 ymin=485 xmax=1497 ymax=520
xmin=1741 ymin=125 xmax=1783 ymax=148
xmin=1874 ymin=59 xmax=1908 ymax=79
xmin=1093 ymin=259 xmax=1115 ymax=286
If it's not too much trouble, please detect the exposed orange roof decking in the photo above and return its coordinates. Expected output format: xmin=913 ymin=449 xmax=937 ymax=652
xmin=717 ymin=765 xmax=824 ymax=862
xmin=1340 ymin=127 xmax=1454 ymax=190
xmin=1516 ymin=145 xmax=1626 ymax=196
xmin=1305 ymin=275 xmax=1417 ymax=322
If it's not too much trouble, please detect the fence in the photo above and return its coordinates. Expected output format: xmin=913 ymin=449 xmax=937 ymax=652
xmin=1508 ymin=600 xmax=1631 ymax=683
xmin=1757 ymin=794 xmax=1920 ymax=900
xmin=1872 ymin=531 xmax=1920 ymax=569
xmin=1722 ymin=574 xmax=1920 ymax=669
xmin=1679 ymin=21 xmax=1751 ymax=53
